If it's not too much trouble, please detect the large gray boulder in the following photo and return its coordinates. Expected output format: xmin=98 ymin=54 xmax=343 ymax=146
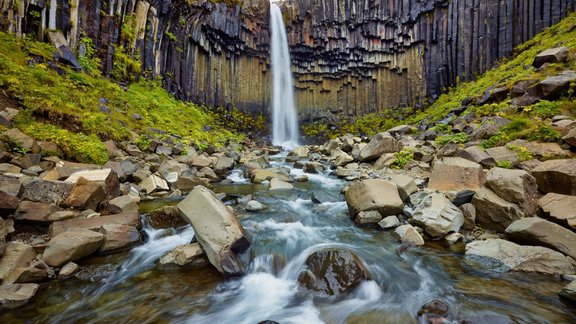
xmin=358 ymin=132 xmax=402 ymax=162
xmin=472 ymin=187 xmax=525 ymax=232
xmin=505 ymin=217 xmax=576 ymax=260
xmin=532 ymin=159 xmax=576 ymax=195
xmin=465 ymin=239 xmax=574 ymax=275
xmin=345 ymin=179 xmax=403 ymax=218
xmin=177 ymin=186 xmax=250 ymax=275
xmin=412 ymin=193 xmax=464 ymax=238
xmin=485 ymin=168 xmax=538 ymax=217
xmin=428 ymin=157 xmax=485 ymax=192
xmin=42 ymin=228 xmax=105 ymax=267
xmin=538 ymin=193 xmax=576 ymax=231
xmin=533 ymin=47 xmax=569 ymax=68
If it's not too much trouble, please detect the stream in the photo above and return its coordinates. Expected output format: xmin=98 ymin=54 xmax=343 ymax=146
xmin=1 ymin=154 xmax=575 ymax=323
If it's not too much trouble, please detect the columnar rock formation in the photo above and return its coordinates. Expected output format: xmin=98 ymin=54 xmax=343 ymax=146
xmin=0 ymin=0 xmax=574 ymax=118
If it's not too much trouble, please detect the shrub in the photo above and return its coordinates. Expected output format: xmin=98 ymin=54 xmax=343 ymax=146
xmin=391 ymin=147 xmax=414 ymax=170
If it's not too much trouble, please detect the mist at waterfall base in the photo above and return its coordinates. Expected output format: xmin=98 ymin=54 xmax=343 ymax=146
xmin=270 ymin=2 xmax=299 ymax=148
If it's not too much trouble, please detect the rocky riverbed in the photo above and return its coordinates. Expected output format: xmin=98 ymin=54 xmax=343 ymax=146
xmin=1 ymin=114 xmax=576 ymax=322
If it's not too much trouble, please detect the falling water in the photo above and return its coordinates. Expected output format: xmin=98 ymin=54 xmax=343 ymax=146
xmin=270 ymin=1 xmax=299 ymax=148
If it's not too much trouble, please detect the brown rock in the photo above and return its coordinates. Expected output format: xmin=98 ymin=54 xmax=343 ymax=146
xmin=42 ymin=228 xmax=105 ymax=267
xmin=0 ymin=242 xmax=37 ymax=281
xmin=98 ymin=224 xmax=141 ymax=254
xmin=63 ymin=177 xmax=107 ymax=211
xmin=472 ymin=187 xmax=524 ymax=232
xmin=428 ymin=157 xmax=485 ymax=192
xmin=532 ymin=159 xmax=576 ymax=195
xmin=505 ymin=217 xmax=576 ymax=260
xmin=59 ymin=262 xmax=80 ymax=277
xmin=49 ymin=210 xmax=141 ymax=237
xmin=0 ymin=191 xmax=19 ymax=215
xmin=14 ymin=201 xmax=61 ymax=223
xmin=359 ymin=132 xmax=402 ymax=162
xmin=0 ymin=283 xmax=39 ymax=309
xmin=533 ymin=47 xmax=569 ymax=68
xmin=3 ymin=128 xmax=39 ymax=153
xmin=158 ymin=243 xmax=205 ymax=267
xmin=105 ymin=195 xmax=138 ymax=214
xmin=485 ymin=168 xmax=538 ymax=217
xmin=345 ymin=179 xmax=403 ymax=217
xmin=65 ymin=168 xmax=120 ymax=198
xmin=538 ymin=193 xmax=576 ymax=231
xmin=20 ymin=179 xmax=73 ymax=204
xmin=0 ymin=175 xmax=22 ymax=196
xmin=147 ymin=206 xmax=188 ymax=229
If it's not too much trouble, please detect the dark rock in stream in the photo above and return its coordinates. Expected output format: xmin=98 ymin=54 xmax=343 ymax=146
xmin=298 ymin=249 xmax=371 ymax=296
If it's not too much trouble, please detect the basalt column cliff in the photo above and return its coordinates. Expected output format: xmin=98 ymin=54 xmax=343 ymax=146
xmin=0 ymin=0 xmax=574 ymax=118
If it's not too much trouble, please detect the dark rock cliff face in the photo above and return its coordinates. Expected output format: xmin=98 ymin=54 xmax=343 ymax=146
xmin=1 ymin=0 xmax=574 ymax=119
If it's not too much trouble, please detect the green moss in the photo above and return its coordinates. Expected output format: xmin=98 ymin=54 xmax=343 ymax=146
xmin=78 ymin=33 xmax=102 ymax=77
xmin=497 ymin=160 xmax=513 ymax=169
xmin=391 ymin=147 xmax=414 ymax=170
xmin=435 ymin=133 xmax=469 ymax=146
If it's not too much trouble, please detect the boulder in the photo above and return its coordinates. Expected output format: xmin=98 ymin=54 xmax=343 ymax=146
xmin=49 ymin=210 xmax=141 ymax=236
xmin=20 ymin=179 xmax=73 ymax=204
xmin=158 ymin=160 xmax=188 ymax=184
xmin=472 ymin=187 xmax=524 ymax=232
xmin=485 ymin=168 xmax=538 ymax=216
xmin=378 ymin=215 xmax=400 ymax=229
xmin=147 ymin=206 xmax=188 ymax=229
xmin=2 ymin=260 xmax=52 ymax=285
xmin=214 ymin=156 xmax=235 ymax=174
xmin=563 ymin=127 xmax=576 ymax=147
xmin=140 ymin=174 xmax=169 ymax=194
xmin=538 ymin=193 xmax=576 ymax=231
xmin=355 ymin=210 xmax=383 ymax=225
xmin=11 ymin=154 xmax=41 ymax=169
xmin=0 ymin=163 xmax=21 ymax=174
xmin=533 ymin=47 xmax=569 ymax=68
xmin=197 ymin=167 xmax=219 ymax=181
xmin=59 ymin=262 xmax=80 ymax=277
xmin=62 ymin=177 xmax=106 ymax=211
xmin=460 ymin=203 xmax=476 ymax=230
xmin=505 ymin=217 xmax=576 ymax=260
xmin=158 ymin=243 xmax=205 ymax=267
xmin=269 ymin=178 xmax=294 ymax=190
xmin=359 ymin=132 xmax=402 ymax=161
xmin=559 ymin=281 xmax=576 ymax=303
xmin=412 ymin=193 xmax=464 ymax=238
xmin=176 ymin=186 xmax=250 ymax=275
xmin=0 ymin=175 xmax=22 ymax=196
xmin=508 ymin=139 xmax=570 ymax=160
xmin=42 ymin=228 xmax=105 ymax=267
xmin=418 ymin=300 xmax=449 ymax=320
xmin=320 ymin=139 xmax=343 ymax=155
xmin=530 ymin=70 xmax=576 ymax=99
xmin=250 ymin=168 xmax=291 ymax=183
xmin=106 ymin=195 xmax=138 ymax=214
xmin=288 ymin=146 xmax=310 ymax=158
xmin=0 ymin=191 xmax=19 ymax=215
xmin=465 ymin=239 xmax=574 ymax=275
xmin=297 ymin=249 xmax=370 ymax=295
xmin=303 ymin=162 xmax=324 ymax=174
xmin=389 ymin=174 xmax=418 ymax=201
xmin=174 ymin=173 xmax=210 ymax=191
xmin=532 ymin=159 xmax=576 ymax=195
xmin=190 ymin=155 xmax=212 ymax=168
xmin=470 ymin=117 xmax=511 ymax=140
xmin=485 ymin=146 xmax=518 ymax=164
xmin=98 ymin=224 xmax=141 ymax=254
xmin=245 ymin=200 xmax=266 ymax=212
xmin=0 ymin=283 xmax=39 ymax=309
xmin=330 ymin=149 xmax=354 ymax=167
xmin=459 ymin=146 xmax=496 ymax=167
xmin=0 ymin=108 xmax=19 ymax=127
xmin=65 ymin=169 xmax=120 ymax=198
xmin=345 ymin=179 xmax=403 ymax=218
xmin=394 ymin=224 xmax=425 ymax=246
xmin=14 ymin=201 xmax=61 ymax=223
xmin=0 ymin=242 xmax=37 ymax=281
xmin=428 ymin=157 xmax=485 ymax=192
xmin=3 ymin=128 xmax=39 ymax=153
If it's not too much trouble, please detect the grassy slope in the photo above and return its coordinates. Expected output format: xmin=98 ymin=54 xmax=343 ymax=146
xmin=0 ymin=33 xmax=247 ymax=164
xmin=303 ymin=11 xmax=576 ymax=142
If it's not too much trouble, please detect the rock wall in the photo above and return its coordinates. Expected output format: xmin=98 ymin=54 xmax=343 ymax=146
xmin=0 ymin=0 xmax=574 ymax=119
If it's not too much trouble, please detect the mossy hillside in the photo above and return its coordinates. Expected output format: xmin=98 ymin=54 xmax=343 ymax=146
xmin=304 ymin=11 xmax=576 ymax=143
xmin=0 ymin=32 xmax=248 ymax=164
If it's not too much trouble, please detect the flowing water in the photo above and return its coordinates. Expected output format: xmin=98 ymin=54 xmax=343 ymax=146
xmin=2 ymin=153 xmax=575 ymax=323
xmin=270 ymin=2 xmax=299 ymax=148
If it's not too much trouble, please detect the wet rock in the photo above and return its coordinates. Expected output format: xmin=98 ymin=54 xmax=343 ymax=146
xmin=412 ymin=193 xmax=464 ymax=238
xmin=298 ymin=249 xmax=370 ymax=295
xmin=250 ymin=168 xmax=291 ymax=183
xmin=20 ymin=179 xmax=73 ymax=204
xmin=65 ymin=168 xmax=120 ymax=198
xmin=303 ymin=162 xmax=324 ymax=174
xmin=0 ymin=242 xmax=37 ymax=281
xmin=417 ymin=299 xmax=449 ymax=318
xmin=378 ymin=215 xmax=400 ymax=229
xmin=176 ymin=186 xmax=250 ymax=275
xmin=0 ymin=283 xmax=39 ymax=309
xmin=43 ymin=228 xmax=105 ymax=267
xmin=63 ymin=177 xmax=107 ymax=211
xmin=98 ymin=224 xmax=141 ymax=254
xmin=389 ymin=174 xmax=418 ymax=202
xmin=359 ymin=132 xmax=402 ymax=162
xmin=49 ymin=210 xmax=141 ymax=236
xmin=465 ymin=239 xmax=574 ymax=275
xmin=533 ymin=47 xmax=569 ymax=68
xmin=485 ymin=168 xmax=538 ymax=217
xmin=394 ymin=224 xmax=425 ymax=246
xmin=245 ymin=200 xmax=266 ymax=212
xmin=505 ymin=217 xmax=576 ymax=260
xmin=59 ymin=262 xmax=79 ymax=278
xmin=538 ymin=193 xmax=576 ymax=231
xmin=559 ymin=281 xmax=576 ymax=303
xmin=3 ymin=260 xmax=52 ymax=284
xmin=288 ymin=146 xmax=310 ymax=158
xmin=14 ymin=201 xmax=61 ymax=223
xmin=269 ymin=178 xmax=294 ymax=190
xmin=345 ymin=179 xmax=403 ymax=218
xmin=472 ymin=187 xmax=524 ymax=232
xmin=140 ymin=174 xmax=169 ymax=194
xmin=355 ymin=210 xmax=382 ymax=225
xmin=532 ymin=159 xmax=576 ymax=195
xmin=428 ymin=157 xmax=485 ymax=192
xmin=159 ymin=243 xmax=205 ymax=267
xmin=147 ymin=206 xmax=188 ymax=229
xmin=459 ymin=203 xmax=476 ymax=230
xmin=445 ymin=232 xmax=463 ymax=244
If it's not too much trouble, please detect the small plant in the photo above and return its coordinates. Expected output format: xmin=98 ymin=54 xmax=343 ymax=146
xmin=135 ymin=135 xmax=151 ymax=151
xmin=528 ymin=125 xmax=562 ymax=142
xmin=507 ymin=144 xmax=534 ymax=161
xmin=497 ymin=160 xmax=513 ymax=169
xmin=435 ymin=133 xmax=469 ymax=146
xmin=391 ymin=147 xmax=414 ymax=170
xmin=523 ymin=100 xmax=560 ymax=119
xmin=78 ymin=33 xmax=101 ymax=76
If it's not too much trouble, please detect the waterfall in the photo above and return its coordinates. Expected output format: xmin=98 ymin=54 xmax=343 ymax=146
xmin=270 ymin=2 xmax=299 ymax=148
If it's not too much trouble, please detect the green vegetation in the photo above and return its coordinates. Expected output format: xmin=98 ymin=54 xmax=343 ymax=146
xmin=435 ymin=133 xmax=468 ymax=146
xmin=496 ymin=160 xmax=513 ymax=169
xmin=391 ymin=147 xmax=414 ymax=170
xmin=0 ymin=32 xmax=244 ymax=163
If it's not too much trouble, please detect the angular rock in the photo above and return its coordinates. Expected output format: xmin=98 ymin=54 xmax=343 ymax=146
xmin=345 ymin=179 xmax=403 ymax=218
xmin=158 ymin=243 xmax=205 ymax=267
xmin=459 ymin=146 xmax=496 ymax=167
xmin=42 ymin=228 xmax=105 ymax=267
xmin=62 ymin=177 xmax=106 ymax=211
xmin=0 ymin=191 xmax=19 ymax=215
xmin=563 ymin=128 xmax=576 ymax=147
xmin=214 ymin=156 xmax=235 ymax=174
xmin=250 ymin=168 xmax=291 ymax=183
xmin=11 ymin=154 xmax=41 ymax=169
xmin=485 ymin=146 xmax=518 ymax=164
xmin=0 ymin=242 xmax=37 ymax=280
xmin=49 ymin=210 xmax=141 ymax=236
xmin=106 ymin=195 xmax=138 ymax=214
xmin=378 ymin=215 xmax=400 ymax=229
xmin=389 ymin=174 xmax=418 ymax=201
xmin=508 ymin=139 xmax=570 ymax=160
xmin=65 ymin=169 xmax=120 ymax=198
xmin=355 ymin=210 xmax=382 ymax=225
xmin=298 ymin=249 xmax=370 ymax=295
xmin=533 ymin=47 xmax=569 ymax=68
xmin=532 ymin=159 xmax=576 ymax=195
xmin=465 ymin=239 xmax=574 ymax=275
xmin=147 ymin=206 xmax=188 ymax=229
xmin=14 ymin=201 xmax=61 ymax=223
xmin=0 ymin=163 xmax=21 ymax=174
xmin=428 ymin=157 xmax=485 ymax=192
xmin=20 ymin=179 xmax=73 ymax=204
xmin=531 ymin=70 xmax=576 ymax=99
xmin=303 ymin=162 xmax=324 ymax=174
xmin=472 ymin=187 xmax=524 ymax=232
xmin=0 ymin=283 xmax=39 ymax=309
xmin=176 ymin=186 xmax=250 ymax=275
xmin=331 ymin=149 xmax=354 ymax=167
xmin=485 ymin=168 xmax=538 ymax=216
xmin=174 ymin=173 xmax=210 ymax=191
xmin=190 ymin=155 xmax=212 ymax=168
xmin=559 ymin=281 xmax=576 ymax=303
xmin=289 ymin=146 xmax=310 ymax=158
xmin=505 ymin=217 xmax=576 ymax=260
xmin=0 ymin=175 xmax=22 ymax=196
xmin=59 ymin=262 xmax=80 ymax=277
xmin=359 ymin=132 xmax=402 ymax=161
xmin=412 ymin=193 xmax=464 ymax=238
xmin=460 ymin=203 xmax=476 ymax=230
xmin=538 ymin=193 xmax=576 ymax=231
xmin=394 ymin=224 xmax=425 ymax=246
xmin=98 ymin=224 xmax=141 ymax=254
xmin=269 ymin=178 xmax=294 ymax=190
xmin=140 ymin=174 xmax=169 ymax=194
xmin=3 ymin=128 xmax=38 ymax=153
